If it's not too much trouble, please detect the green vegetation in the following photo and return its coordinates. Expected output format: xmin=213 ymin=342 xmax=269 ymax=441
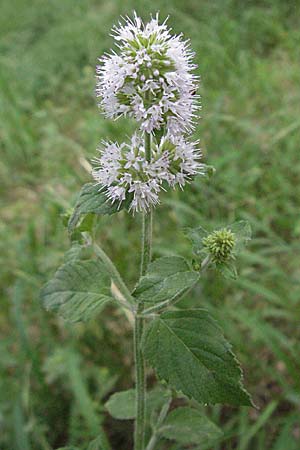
xmin=1 ymin=0 xmax=300 ymax=448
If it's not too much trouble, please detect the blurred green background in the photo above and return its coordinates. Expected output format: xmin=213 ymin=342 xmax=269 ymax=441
xmin=1 ymin=0 xmax=300 ymax=449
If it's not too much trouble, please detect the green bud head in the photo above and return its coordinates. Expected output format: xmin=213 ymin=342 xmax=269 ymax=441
xmin=202 ymin=228 xmax=235 ymax=263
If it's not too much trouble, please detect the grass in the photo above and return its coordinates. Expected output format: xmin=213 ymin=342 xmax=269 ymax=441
xmin=1 ymin=0 xmax=300 ymax=448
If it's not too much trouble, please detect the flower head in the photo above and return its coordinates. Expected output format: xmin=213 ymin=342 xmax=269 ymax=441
xmin=92 ymin=133 xmax=204 ymax=213
xmin=96 ymin=13 xmax=199 ymax=135
xmin=202 ymin=229 xmax=235 ymax=263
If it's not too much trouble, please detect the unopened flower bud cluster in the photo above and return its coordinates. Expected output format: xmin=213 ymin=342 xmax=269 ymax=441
xmin=93 ymin=13 xmax=204 ymax=212
xmin=203 ymin=229 xmax=236 ymax=263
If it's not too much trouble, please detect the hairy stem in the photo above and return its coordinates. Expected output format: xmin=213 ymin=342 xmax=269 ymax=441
xmin=140 ymin=211 xmax=153 ymax=277
xmin=134 ymin=308 xmax=146 ymax=450
xmin=134 ymin=132 xmax=152 ymax=450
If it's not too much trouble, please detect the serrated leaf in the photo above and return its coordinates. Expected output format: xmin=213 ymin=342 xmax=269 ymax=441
xmin=68 ymin=183 xmax=127 ymax=232
xmin=105 ymin=387 xmax=171 ymax=420
xmin=133 ymin=256 xmax=199 ymax=305
xmin=159 ymin=407 xmax=222 ymax=445
xmin=40 ymin=259 xmax=112 ymax=322
xmin=143 ymin=309 xmax=252 ymax=406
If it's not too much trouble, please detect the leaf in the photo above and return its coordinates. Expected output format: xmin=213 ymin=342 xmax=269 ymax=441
xmin=75 ymin=212 xmax=96 ymax=233
xmin=64 ymin=242 xmax=84 ymax=263
xmin=68 ymin=183 xmax=128 ymax=232
xmin=105 ymin=387 xmax=171 ymax=420
xmin=230 ymin=220 xmax=252 ymax=253
xmin=105 ymin=389 xmax=136 ymax=420
xmin=216 ymin=261 xmax=238 ymax=279
xmin=40 ymin=259 xmax=112 ymax=322
xmin=64 ymin=242 xmax=92 ymax=263
xmin=185 ymin=226 xmax=208 ymax=256
xmin=143 ymin=309 xmax=252 ymax=406
xmin=133 ymin=256 xmax=199 ymax=306
xmin=159 ymin=407 xmax=222 ymax=446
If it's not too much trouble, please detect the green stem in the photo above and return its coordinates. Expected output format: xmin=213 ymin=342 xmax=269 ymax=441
xmin=134 ymin=132 xmax=152 ymax=450
xmin=144 ymin=131 xmax=151 ymax=162
xmin=140 ymin=211 xmax=153 ymax=277
xmin=134 ymin=309 xmax=146 ymax=450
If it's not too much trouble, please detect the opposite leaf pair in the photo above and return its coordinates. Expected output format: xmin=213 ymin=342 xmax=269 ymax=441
xmin=41 ymin=240 xmax=253 ymax=409
xmin=106 ymin=388 xmax=222 ymax=448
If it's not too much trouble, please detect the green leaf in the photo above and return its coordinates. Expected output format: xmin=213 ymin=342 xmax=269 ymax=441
xmin=143 ymin=309 xmax=252 ymax=406
xmin=216 ymin=261 xmax=238 ymax=279
xmin=105 ymin=387 xmax=171 ymax=420
xmin=64 ymin=242 xmax=84 ymax=263
xmin=63 ymin=241 xmax=93 ymax=263
xmin=40 ymin=259 xmax=112 ymax=322
xmin=159 ymin=407 xmax=222 ymax=446
xmin=68 ymin=183 xmax=128 ymax=232
xmin=133 ymin=256 xmax=199 ymax=306
xmin=230 ymin=220 xmax=252 ymax=253
xmin=75 ymin=212 xmax=96 ymax=233
xmin=105 ymin=389 xmax=136 ymax=420
xmin=185 ymin=226 xmax=208 ymax=257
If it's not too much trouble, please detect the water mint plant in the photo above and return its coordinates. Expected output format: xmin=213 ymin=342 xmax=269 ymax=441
xmin=41 ymin=13 xmax=253 ymax=450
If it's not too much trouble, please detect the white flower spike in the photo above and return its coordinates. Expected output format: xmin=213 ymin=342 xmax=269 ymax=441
xmin=93 ymin=13 xmax=205 ymax=213
xmin=96 ymin=12 xmax=200 ymax=135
